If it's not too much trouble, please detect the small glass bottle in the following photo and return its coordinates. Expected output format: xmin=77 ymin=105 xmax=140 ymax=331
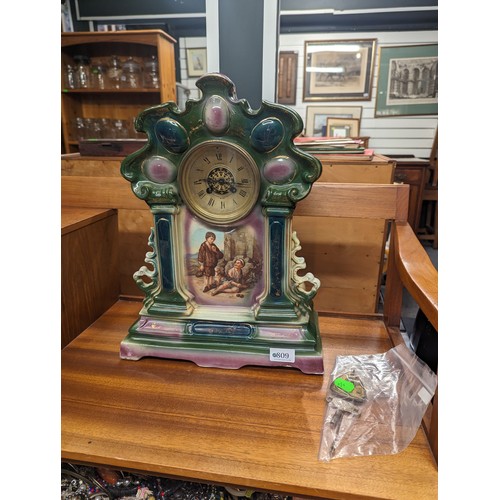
xmin=143 ymin=55 xmax=160 ymax=89
xmin=63 ymin=64 xmax=77 ymax=90
xmin=107 ymin=55 xmax=122 ymax=89
xmin=74 ymin=55 xmax=90 ymax=89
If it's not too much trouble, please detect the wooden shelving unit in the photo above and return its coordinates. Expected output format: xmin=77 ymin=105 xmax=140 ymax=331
xmin=61 ymin=30 xmax=177 ymax=153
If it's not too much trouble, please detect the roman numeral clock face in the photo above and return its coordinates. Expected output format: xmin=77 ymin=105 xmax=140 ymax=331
xmin=179 ymin=141 xmax=261 ymax=225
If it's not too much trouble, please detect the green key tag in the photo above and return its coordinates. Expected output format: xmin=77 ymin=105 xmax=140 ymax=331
xmin=334 ymin=377 xmax=355 ymax=393
xmin=329 ymin=372 xmax=367 ymax=402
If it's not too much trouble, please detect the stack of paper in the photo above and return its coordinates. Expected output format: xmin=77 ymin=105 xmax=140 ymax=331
xmin=294 ymin=137 xmax=365 ymax=154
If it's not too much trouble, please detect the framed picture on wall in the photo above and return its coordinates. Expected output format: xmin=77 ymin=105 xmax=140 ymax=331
xmin=326 ymin=117 xmax=360 ymax=138
xmin=277 ymin=51 xmax=298 ymax=105
xmin=186 ymin=48 xmax=207 ymax=77
xmin=375 ymin=44 xmax=438 ymax=117
xmin=305 ymin=105 xmax=362 ymax=136
xmin=303 ymin=39 xmax=376 ymax=101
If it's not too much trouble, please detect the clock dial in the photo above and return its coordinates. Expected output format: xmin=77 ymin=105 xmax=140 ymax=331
xmin=179 ymin=141 xmax=260 ymax=224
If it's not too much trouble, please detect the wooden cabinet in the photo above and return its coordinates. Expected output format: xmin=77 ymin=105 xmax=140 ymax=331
xmin=391 ymin=157 xmax=429 ymax=231
xmin=61 ymin=30 xmax=177 ymax=154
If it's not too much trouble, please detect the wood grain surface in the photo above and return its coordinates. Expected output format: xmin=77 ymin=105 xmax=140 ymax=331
xmin=393 ymin=221 xmax=438 ymax=330
xmin=62 ymin=300 xmax=437 ymax=499
xmin=62 ymin=207 xmax=118 ymax=235
xmin=61 ymin=208 xmax=120 ymax=348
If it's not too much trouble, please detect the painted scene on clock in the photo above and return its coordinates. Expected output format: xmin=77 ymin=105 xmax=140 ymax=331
xmin=183 ymin=207 xmax=265 ymax=308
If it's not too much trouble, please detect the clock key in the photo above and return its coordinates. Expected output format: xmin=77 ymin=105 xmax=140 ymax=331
xmin=327 ymin=371 xmax=367 ymax=458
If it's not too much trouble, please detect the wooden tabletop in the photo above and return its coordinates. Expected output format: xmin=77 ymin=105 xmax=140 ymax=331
xmin=61 ymin=300 xmax=437 ymax=500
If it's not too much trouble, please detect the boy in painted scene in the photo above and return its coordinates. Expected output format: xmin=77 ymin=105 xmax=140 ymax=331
xmin=198 ymin=231 xmax=223 ymax=292
xmin=211 ymin=258 xmax=247 ymax=297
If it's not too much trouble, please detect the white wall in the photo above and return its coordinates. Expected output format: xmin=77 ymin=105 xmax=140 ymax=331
xmin=280 ymin=30 xmax=438 ymax=158
xmin=179 ymin=30 xmax=438 ymax=158
xmin=179 ymin=36 xmax=206 ymax=101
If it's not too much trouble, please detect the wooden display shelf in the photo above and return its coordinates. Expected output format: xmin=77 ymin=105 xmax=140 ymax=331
xmin=61 ymin=30 xmax=177 ymax=154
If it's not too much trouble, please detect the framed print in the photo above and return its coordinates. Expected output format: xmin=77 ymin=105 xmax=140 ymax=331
xmin=277 ymin=51 xmax=298 ymax=105
xmin=326 ymin=117 xmax=360 ymax=138
xmin=303 ymin=39 xmax=376 ymax=101
xmin=375 ymin=44 xmax=438 ymax=117
xmin=305 ymin=106 xmax=362 ymax=136
xmin=186 ymin=48 xmax=207 ymax=77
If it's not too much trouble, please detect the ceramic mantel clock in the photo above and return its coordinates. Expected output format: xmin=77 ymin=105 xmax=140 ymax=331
xmin=120 ymin=73 xmax=324 ymax=374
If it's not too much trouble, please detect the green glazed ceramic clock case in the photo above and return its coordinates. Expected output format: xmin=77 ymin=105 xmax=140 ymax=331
xmin=120 ymin=73 xmax=324 ymax=374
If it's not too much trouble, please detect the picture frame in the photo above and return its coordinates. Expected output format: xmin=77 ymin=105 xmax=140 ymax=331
xmin=375 ymin=44 xmax=438 ymax=117
xmin=305 ymin=106 xmax=363 ymax=136
xmin=186 ymin=48 xmax=207 ymax=77
xmin=326 ymin=117 xmax=360 ymax=138
xmin=303 ymin=39 xmax=376 ymax=101
xmin=277 ymin=51 xmax=298 ymax=105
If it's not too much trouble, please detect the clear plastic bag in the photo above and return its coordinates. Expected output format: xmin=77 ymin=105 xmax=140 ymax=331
xmin=319 ymin=343 xmax=437 ymax=461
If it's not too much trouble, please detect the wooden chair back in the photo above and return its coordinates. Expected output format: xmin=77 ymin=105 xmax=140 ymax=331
xmin=293 ymin=182 xmax=409 ymax=314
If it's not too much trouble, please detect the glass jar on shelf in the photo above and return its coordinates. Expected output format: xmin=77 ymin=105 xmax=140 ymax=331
xmin=94 ymin=119 xmax=104 ymax=139
xmin=63 ymin=64 xmax=77 ymax=90
xmin=83 ymin=118 xmax=94 ymax=138
xmin=74 ymin=55 xmax=90 ymax=89
xmin=99 ymin=118 xmax=112 ymax=138
xmin=112 ymin=119 xmax=129 ymax=139
xmin=107 ymin=55 xmax=122 ymax=89
xmin=120 ymin=57 xmax=142 ymax=89
xmin=90 ymin=63 xmax=108 ymax=89
xmin=74 ymin=117 xmax=87 ymax=141
xmin=143 ymin=55 xmax=160 ymax=89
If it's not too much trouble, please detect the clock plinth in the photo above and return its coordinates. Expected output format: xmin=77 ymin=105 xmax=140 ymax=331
xmin=120 ymin=73 xmax=324 ymax=374
xmin=120 ymin=312 xmax=323 ymax=374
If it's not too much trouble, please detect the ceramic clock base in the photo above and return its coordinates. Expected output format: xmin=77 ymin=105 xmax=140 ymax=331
xmin=120 ymin=314 xmax=324 ymax=375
